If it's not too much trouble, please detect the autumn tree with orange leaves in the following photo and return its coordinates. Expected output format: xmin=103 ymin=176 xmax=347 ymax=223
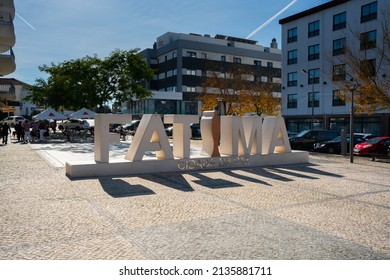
xmin=199 ymin=64 xmax=280 ymax=116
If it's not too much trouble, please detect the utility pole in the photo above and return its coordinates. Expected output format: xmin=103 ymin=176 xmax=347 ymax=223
xmin=302 ymin=69 xmax=315 ymax=129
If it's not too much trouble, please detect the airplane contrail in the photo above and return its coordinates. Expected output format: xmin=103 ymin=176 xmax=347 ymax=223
xmin=245 ymin=0 xmax=298 ymax=39
xmin=16 ymin=12 xmax=37 ymax=31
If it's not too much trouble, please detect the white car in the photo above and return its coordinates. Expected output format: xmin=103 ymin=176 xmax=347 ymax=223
xmin=2 ymin=116 xmax=26 ymax=127
xmin=57 ymin=119 xmax=90 ymax=130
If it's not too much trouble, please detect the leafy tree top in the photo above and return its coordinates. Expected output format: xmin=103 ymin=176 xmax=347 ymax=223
xmin=25 ymin=49 xmax=154 ymax=112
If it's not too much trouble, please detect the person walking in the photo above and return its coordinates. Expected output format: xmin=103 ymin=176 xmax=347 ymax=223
xmin=1 ymin=122 xmax=11 ymax=145
xmin=0 ymin=122 xmax=3 ymax=144
xmin=23 ymin=120 xmax=31 ymax=143
xmin=14 ymin=121 xmax=23 ymax=142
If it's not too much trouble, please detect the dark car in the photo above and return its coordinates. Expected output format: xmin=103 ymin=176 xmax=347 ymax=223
xmin=313 ymin=135 xmax=366 ymax=154
xmin=165 ymin=124 xmax=174 ymax=137
xmin=122 ymin=120 xmax=140 ymax=132
xmin=289 ymin=129 xmax=339 ymax=151
xmin=353 ymin=136 xmax=390 ymax=156
xmin=165 ymin=123 xmax=201 ymax=138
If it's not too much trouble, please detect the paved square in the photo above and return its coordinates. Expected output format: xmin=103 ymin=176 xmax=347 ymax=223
xmin=0 ymin=140 xmax=389 ymax=259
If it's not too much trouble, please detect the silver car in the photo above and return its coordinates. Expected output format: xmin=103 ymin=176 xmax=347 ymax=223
xmin=2 ymin=116 xmax=26 ymax=127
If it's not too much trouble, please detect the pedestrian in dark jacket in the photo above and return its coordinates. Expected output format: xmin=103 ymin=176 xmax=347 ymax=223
xmin=14 ymin=121 xmax=23 ymax=141
xmin=1 ymin=122 xmax=11 ymax=145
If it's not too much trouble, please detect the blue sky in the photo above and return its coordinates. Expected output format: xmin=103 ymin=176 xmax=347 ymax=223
xmin=7 ymin=0 xmax=328 ymax=85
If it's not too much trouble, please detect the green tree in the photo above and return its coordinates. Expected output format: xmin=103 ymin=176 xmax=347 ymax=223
xmin=25 ymin=49 xmax=154 ymax=112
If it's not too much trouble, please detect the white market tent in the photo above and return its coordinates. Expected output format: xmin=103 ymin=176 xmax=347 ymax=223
xmin=33 ymin=108 xmax=67 ymax=120
xmin=70 ymin=108 xmax=96 ymax=119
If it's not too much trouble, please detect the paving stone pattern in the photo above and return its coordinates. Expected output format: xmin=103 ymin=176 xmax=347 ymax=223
xmin=0 ymin=141 xmax=389 ymax=259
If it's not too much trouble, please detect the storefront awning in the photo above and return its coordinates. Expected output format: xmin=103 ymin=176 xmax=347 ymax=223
xmin=0 ymin=106 xmax=16 ymax=113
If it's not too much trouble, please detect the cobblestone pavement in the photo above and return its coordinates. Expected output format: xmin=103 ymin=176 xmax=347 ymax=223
xmin=0 ymin=138 xmax=389 ymax=260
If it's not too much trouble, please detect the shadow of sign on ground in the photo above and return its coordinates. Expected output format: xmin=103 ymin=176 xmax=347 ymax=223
xmin=143 ymin=174 xmax=195 ymax=192
xmin=93 ymin=162 xmax=345 ymax=198
xmin=190 ymin=173 xmax=243 ymax=189
xmin=98 ymin=178 xmax=155 ymax=198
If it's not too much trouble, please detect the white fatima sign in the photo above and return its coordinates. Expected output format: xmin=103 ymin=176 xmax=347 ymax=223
xmin=65 ymin=111 xmax=308 ymax=178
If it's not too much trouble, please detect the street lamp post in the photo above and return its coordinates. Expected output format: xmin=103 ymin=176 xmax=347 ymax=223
xmin=216 ymin=97 xmax=223 ymax=116
xmin=346 ymin=78 xmax=359 ymax=163
xmin=302 ymin=69 xmax=315 ymax=129
xmin=161 ymin=100 xmax=166 ymax=118
xmin=350 ymin=89 xmax=354 ymax=163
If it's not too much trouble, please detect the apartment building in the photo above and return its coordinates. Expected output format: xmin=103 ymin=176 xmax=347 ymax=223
xmin=127 ymin=32 xmax=281 ymax=116
xmin=0 ymin=0 xmax=16 ymax=114
xmin=280 ymin=0 xmax=390 ymax=135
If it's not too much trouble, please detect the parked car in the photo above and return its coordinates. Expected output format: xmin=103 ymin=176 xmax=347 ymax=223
xmin=313 ymin=135 xmax=366 ymax=154
xmin=353 ymin=133 xmax=375 ymax=141
xmin=165 ymin=123 xmax=201 ymax=138
xmin=122 ymin=120 xmax=141 ymax=132
xmin=289 ymin=129 xmax=339 ymax=151
xmin=190 ymin=123 xmax=201 ymax=138
xmin=165 ymin=124 xmax=174 ymax=137
xmin=353 ymin=136 xmax=390 ymax=156
xmin=288 ymin=131 xmax=298 ymax=138
xmin=57 ymin=119 xmax=90 ymax=130
xmin=2 ymin=116 xmax=26 ymax=127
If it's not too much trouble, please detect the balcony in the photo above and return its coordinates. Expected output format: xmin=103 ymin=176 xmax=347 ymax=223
xmin=0 ymin=11 xmax=15 ymax=47
xmin=0 ymin=79 xmax=16 ymax=94
xmin=0 ymin=0 xmax=15 ymax=20
xmin=0 ymin=45 xmax=15 ymax=75
xmin=0 ymin=91 xmax=16 ymax=101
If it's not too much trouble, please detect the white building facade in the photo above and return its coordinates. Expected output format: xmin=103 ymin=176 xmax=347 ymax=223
xmin=280 ymin=0 xmax=390 ymax=135
xmin=0 ymin=78 xmax=35 ymax=117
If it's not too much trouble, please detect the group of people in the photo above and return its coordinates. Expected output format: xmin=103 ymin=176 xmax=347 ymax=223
xmin=0 ymin=119 xmax=50 ymax=145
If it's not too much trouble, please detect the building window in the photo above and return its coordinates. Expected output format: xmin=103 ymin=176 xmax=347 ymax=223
xmin=288 ymin=49 xmax=298 ymax=65
xmin=254 ymin=60 xmax=261 ymax=66
xmin=333 ymin=38 xmax=346 ymax=56
xmin=308 ymin=44 xmax=320 ymax=60
xmin=308 ymin=68 xmax=320 ymax=84
xmin=187 ymin=69 xmax=196 ymax=76
xmin=287 ymin=94 xmax=298 ymax=108
xmin=308 ymin=20 xmax=320 ymax=37
xmin=186 ymin=86 xmax=196 ymax=92
xmin=360 ymin=59 xmax=376 ymax=77
xmin=361 ymin=1 xmax=377 ymax=23
xmin=267 ymin=76 xmax=273 ymax=83
xmin=220 ymin=72 xmax=227 ymax=79
xmin=172 ymin=52 xmax=176 ymax=59
xmin=332 ymin=90 xmax=346 ymax=106
xmin=233 ymin=57 xmax=241 ymax=64
xmin=308 ymin=91 xmax=319 ymax=108
xmin=333 ymin=64 xmax=346 ymax=81
xmin=287 ymin=27 xmax=297 ymax=43
xmin=333 ymin=12 xmax=346 ymax=31
xmin=360 ymin=30 xmax=376 ymax=49
xmin=221 ymin=55 xmax=226 ymax=62
xmin=187 ymin=51 xmax=196 ymax=58
xmin=202 ymin=53 xmax=207 ymax=59
xmin=287 ymin=72 xmax=297 ymax=87
xmin=267 ymin=62 xmax=273 ymax=68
